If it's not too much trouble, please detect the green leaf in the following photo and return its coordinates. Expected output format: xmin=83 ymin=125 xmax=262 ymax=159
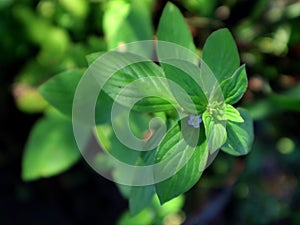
xmin=160 ymin=61 xmax=208 ymax=114
xmin=270 ymin=84 xmax=300 ymax=112
xmin=98 ymin=52 xmax=177 ymax=112
xmin=225 ymin=104 xmax=244 ymax=122
xmin=103 ymin=0 xmax=153 ymax=57
xmin=39 ymin=67 xmax=115 ymax=124
xmin=202 ymin=28 xmax=240 ymax=81
xmin=22 ymin=112 xmax=80 ymax=181
xmin=181 ymin=0 xmax=217 ymax=16
xmin=38 ymin=69 xmax=83 ymax=117
xmin=157 ymin=2 xmax=196 ymax=52
xmin=117 ymin=209 xmax=153 ymax=225
xmin=221 ymin=108 xmax=254 ymax=156
xmin=155 ymin=122 xmax=208 ymax=204
xmin=203 ymin=110 xmax=227 ymax=153
xmin=13 ymin=83 xmax=48 ymax=113
xmin=152 ymin=194 xmax=185 ymax=217
xmin=86 ymin=52 xmax=105 ymax=65
xmin=220 ymin=65 xmax=248 ymax=104
xmin=94 ymin=110 xmax=154 ymax=165
xmin=130 ymin=185 xmax=156 ymax=215
xmin=129 ymin=150 xmax=156 ymax=215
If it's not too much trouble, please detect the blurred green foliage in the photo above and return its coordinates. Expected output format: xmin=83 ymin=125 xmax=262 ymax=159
xmin=2 ymin=0 xmax=300 ymax=224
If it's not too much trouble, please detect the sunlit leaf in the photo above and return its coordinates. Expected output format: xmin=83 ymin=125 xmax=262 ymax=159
xmin=202 ymin=110 xmax=227 ymax=153
xmin=225 ymin=104 xmax=244 ymax=122
xmin=202 ymin=28 xmax=240 ymax=81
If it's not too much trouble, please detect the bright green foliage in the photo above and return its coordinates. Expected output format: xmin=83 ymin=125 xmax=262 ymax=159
xmin=39 ymin=70 xmax=84 ymax=117
xmin=25 ymin=1 xmax=254 ymax=216
xmin=157 ymin=2 xmax=196 ymax=52
xmin=155 ymin=122 xmax=208 ymax=204
xmin=202 ymin=110 xmax=227 ymax=154
xmin=22 ymin=110 xmax=80 ymax=181
xmin=93 ymin=52 xmax=177 ymax=112
xmin=103 ymin=0 xmax=153 ymax=56
xmin=118 ymin=195 xmax=184 ymax=225
xmin=225 ymin=104 xmax=244 ymax=122
xmin=181 ymin=0 xmax=217 ymax=16
xmin=202 ymin=28 xmax=240 ymax=82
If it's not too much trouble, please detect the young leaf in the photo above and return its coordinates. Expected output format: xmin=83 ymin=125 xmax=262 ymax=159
xmin=202 ymin=110 xmax=227 ymax=153
xmin=155 ymin=122 xmax=208 ymax=204
xmin=221 ymin=108 xmax=254 ymax=156
xmin=157 ymin=2 xmax=196 ymax=52
xmin=225 ymin=104 xmax=244 ymax=122
xmin=202 ymin=28 xmax=240 ymax=81
xmin=117 ymin=210 xmax=153 ymax=225
xmin=22 ymin=113 xmax=80 ymax=181
xmin=220 ymin=65 xmax=248 ymax=104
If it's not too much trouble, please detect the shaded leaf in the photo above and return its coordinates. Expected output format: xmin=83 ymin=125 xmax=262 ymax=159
xmin=222 ymin=108 xmax=254 ymax=156
xmin=39 ymin=69 xmax=83 ymax=117
xmin=220 ymin=65 xmax=248 ymax=104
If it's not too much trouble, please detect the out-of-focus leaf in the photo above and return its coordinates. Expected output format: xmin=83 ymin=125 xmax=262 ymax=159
xmin=39 ymin=69 xmax=83 ymax=117
xmin=22 ymin=112 xmax=80 ymax=181
xmin=103 ymin=0 xmax=153 ymax=56
xmin=13 ymin=84 xmax=48 ymax=113
xmin=117 ymin=209 xmax=153 ymax=225
xmin=181 ymin=0 xmax=217 ymax=17
xmin=157 ymin=2 xmax=196 ymax=52
xmin=60 ymin=0 xmax=88 ymax=18
xmin=270 ymin=84 xmax=300 ymax=111
xmin=152 ymin=194 xmax=185 ymax=218
xmin=0 ymin=0 xmax=13 ymax=9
